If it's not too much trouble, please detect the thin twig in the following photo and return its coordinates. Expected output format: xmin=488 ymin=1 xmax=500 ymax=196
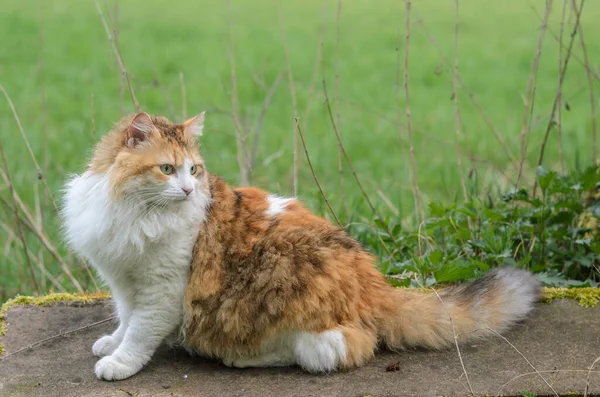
xmin=516 ymin=0 xmax=552 ymax=188
xmin=295 ymin=118 xmax=342 ymax=228
xmin=225 ymin=0 xmax=250 ymax=186
xmin=322 ymin=79 xmax=396 ymax=254
xmin=0 ymin=216 xmax=64 ymax=292
xmin=32 ymin=182 xmax=47 ymax=291
xmin=584 ymin=356 xmax=600 ymax=397
xmin=557 ymin=0 xmax=567 ymax=174
xmin=533 ymin=0 xmax=585 ymax=197
xmin=528 ymin=1 xmax=600 ymax=83
xmin=395 ymin=19 xmax=415 ymax=228
xmin=37 ymin=7 xmax=48 ymax=291
xmin=377 ymin=189 xmax=400 ymax=217
xmin=0 ymin=142 xmax=41 ymax=295
xmin=301 ymin=4 xmax=327 ymax=130
xmin=335 ymin=0 xmax=346 ymax=217
xmin=571 ymin=0 xmax=597 ymax=164
xmin=249 ymin=73 xmax=283 ymax=178
xmin=453 ymin=0 xmax=467 ymax=202
xmin=496 ymin=369 xmax=600 ymax=397
xmin=276 ymin=0 xmax=300 ymax=196
xmin=404 ymin=0 xmax=425 ymax=224
xmin=431 ymin=288 xmax=475 ymax=396
xmin=179 ymin=72 xmax=187 ymax=121
xmin=0 ymin=84 xmax=58 ymax=213
xmin=0 ymin=168 xmax=83 ymax=292
xmin=94 ymin=0 xmax=138 ymax=111
xmin=486 ymin=327 xmax=559 ymax=397
xmin=415 ymin=17 xmax=518 ymax=170
xmin=0 ymin=316 xmax=116 ymax=361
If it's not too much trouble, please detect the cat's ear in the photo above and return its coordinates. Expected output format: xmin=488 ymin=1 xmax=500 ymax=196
xmin=183 ymin=112 xmax=205 ymax=137
xmin=126 ymin=112 xmax=154 ymax=147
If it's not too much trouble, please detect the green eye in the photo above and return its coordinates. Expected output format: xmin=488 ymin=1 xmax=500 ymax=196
xmin=190 ymin=165 xmax=197 ymax=175
xmin=159 ymin=164 xmax=175 ymax=175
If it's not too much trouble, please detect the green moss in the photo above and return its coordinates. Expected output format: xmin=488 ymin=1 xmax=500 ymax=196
xmin=0 ymin=291 xmax=109 ymax=355
xmin=540 ymin=287 xmax=600 ymax=308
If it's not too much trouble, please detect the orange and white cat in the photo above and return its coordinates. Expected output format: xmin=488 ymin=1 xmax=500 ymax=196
xmin=62 ymin=112 xmax=540 ymax=381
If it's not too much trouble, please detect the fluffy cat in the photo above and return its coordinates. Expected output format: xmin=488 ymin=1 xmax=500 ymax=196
xmin=63 ymin=112 xmax=540 ymax=381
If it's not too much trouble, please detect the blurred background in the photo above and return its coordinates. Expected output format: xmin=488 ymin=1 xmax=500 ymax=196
xmin=1 ymin=0 xmax=599 ymax=301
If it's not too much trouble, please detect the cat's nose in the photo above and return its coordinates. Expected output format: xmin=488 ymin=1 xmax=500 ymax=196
xmin=182 ymin=187 xmax=193 ymax=196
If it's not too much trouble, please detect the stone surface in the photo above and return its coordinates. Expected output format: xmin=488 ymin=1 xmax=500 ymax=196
xmin=1 ymin=299 xmax=600 ymax=397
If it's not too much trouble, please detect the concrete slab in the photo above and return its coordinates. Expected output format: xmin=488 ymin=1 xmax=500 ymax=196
xmin=1 ymin=298 xmax=599 ymax=397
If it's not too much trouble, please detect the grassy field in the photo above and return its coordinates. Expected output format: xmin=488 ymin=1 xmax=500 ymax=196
xmin=0 ymin=0 xmax=599 ymax=300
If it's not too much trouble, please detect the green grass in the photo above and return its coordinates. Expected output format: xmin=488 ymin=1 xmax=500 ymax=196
xmin=0 ymin=0 xmax=599 ymax=300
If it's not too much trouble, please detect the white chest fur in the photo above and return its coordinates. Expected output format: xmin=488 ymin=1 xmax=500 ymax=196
xmin=62 ymin=171 xmax=208 ymax=291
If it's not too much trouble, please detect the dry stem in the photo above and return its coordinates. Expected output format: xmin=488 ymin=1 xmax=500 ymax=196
xmin=557 ymin=0 xmax=568 ymax=174
xmin=276 ymin=0 xmax=300 ymax=196
xmin=516 ymin=0 xmax=552 ymax=188
xmin=94 ymin=0 xmax=139 ymax=112
xmin=571 ymin=0 xmax=597 ymax=164
xmin=249 ymin=73 xmax=284 ymax=178
xmin=486 ymin=327 xmax=559 ymax=397
xmin=295 ymin=118 xmax=342 ymax=228
xmin=0 ymin=316 xmax=116 ymax=361
xmin=533 ymin=0 xmax=585 ymax=197
xmin=335 ymin=0 xmax=346 ymax=216
xmin=179 ymin=72 xmax=187 ymax=121
xmin=0 ymin=84 xmax=58 ymax=213
xmin=453 ymin=0 xmax=468 ymax=202
xmin=0 ymin=142 xmax=41 ymax=295
xmin=431 ymin=288 xmax=475 ymax=396
xmin=404 ymin=0 xmax=424 ymax=224
xmin=0 ymin=168 xmax=83 ymax=292
xmin=226 ymin=0 xmax=250 ymax=186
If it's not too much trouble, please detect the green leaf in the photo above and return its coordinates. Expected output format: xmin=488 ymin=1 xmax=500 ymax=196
xmin=434 ymin=261 xmax=476 ymax=283
xmin=472 ymin=260 xmax=490 ymax=272
xmin=426 ymin=218 xmax=452 ymax=230
xmin=519 ymin=391 xmax=536 ymax=397
xmin=429 ymin=250 xmax=443 ymax=265
xmin=537 ymin=166 xmax=558 ymax=193
xmin=429 ymin=201 xmax=446 ymax=217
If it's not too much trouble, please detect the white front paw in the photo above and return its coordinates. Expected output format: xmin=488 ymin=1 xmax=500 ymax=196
xmin=95 ymin=355 xmax=142 ymax=381
xmin=92 ymin=335 xmax=120 ymax=357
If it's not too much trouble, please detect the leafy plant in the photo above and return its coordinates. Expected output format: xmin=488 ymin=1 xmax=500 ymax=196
xmin=351 ymin=165 xmax=600 ymax=288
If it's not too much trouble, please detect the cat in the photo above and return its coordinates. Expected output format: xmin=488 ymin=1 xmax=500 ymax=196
xmin=63 ymin=112 xmax=541 ymax=381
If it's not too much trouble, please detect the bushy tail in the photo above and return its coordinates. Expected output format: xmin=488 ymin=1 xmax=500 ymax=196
xmin=379 ymin=268 xmax=541 ymax=350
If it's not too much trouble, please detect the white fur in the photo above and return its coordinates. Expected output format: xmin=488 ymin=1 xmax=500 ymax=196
xmin=493 ymin=268 xmax=539 ymax=323
xmin=266 ymin=195 xmax=294 ymax=216
xmin=222 ymin=329 xmax=347 ymax=373
xmin=183 ymin=112 xmax=205 ymax=137
xmin=62 ymin=166 xmax=210 ymax=381
xmin=294 ymin=330 xmax=347 ymax=372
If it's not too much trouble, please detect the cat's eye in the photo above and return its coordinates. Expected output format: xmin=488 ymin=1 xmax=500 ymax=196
xmin=190 ymin=165 xmax=198 ymax=175
xmin=159 ymin=164 xmax=175 ymax=175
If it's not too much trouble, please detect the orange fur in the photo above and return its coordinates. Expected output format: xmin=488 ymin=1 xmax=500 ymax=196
xmin=90 ymin=113 xmax=540 ymax=373
xmin=182 ymin=176 xmax=540 ymax=370
xmin=90 ymin=113 xmax=206 ymax=198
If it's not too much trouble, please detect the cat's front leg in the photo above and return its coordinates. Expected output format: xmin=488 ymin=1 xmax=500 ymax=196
xmin=94 ymin=288 xmax=182 ymax=381
xmin=93 ymin=288 xmax=132 ymax=357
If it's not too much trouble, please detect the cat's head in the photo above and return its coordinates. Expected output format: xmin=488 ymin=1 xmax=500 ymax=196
xmin=90 ymin=112 xmax=209 ymax=204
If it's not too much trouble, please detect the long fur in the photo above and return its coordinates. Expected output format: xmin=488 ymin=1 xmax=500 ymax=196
xmin=63 ymin=112 xmax=541 ymax=381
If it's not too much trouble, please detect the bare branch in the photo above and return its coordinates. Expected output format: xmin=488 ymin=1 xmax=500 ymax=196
xmin=516 ymin=0 xmax=552 ymax=188
xmin=93 ymin=0 xmax=139 ymax=111
xmin=534 ymin=0 xmax=585 ymax=197
xmin=295 ymin=118 xmax=342 ymax=228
